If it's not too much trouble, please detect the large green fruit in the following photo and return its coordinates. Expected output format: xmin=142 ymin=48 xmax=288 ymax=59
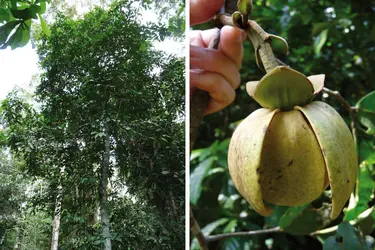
xmin=228 ymin=66 xmax=357 ymax=219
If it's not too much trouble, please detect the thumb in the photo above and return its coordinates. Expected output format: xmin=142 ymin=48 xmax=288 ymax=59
xmin=190 ymin=0 xmax=224 ymax=26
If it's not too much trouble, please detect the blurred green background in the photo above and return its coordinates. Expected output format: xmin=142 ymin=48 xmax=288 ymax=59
xmin=191 ymin=0 xmax=375 ymax=249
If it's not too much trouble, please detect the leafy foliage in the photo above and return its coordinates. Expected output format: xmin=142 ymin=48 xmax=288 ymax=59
xmin=0 ymin=0 xmax=51 ymax=49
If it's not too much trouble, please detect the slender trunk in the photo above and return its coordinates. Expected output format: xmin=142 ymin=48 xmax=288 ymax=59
xmin=14 ymin=227 xmax=19 ymax=249
xmin=169 ymin=190 xmax=178 ymax=220
xmin=99 ymin=129 xmax=111 ymax=250
xmin=51 ymin=169 xmax=64 ymax=250
xmin=86 ymin=188 xmax=98 ymax=226
xmin=0 ymin=229 xmax=5 ymax=246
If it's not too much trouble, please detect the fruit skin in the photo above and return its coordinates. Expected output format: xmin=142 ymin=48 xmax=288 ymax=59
xmin=228 ymin=67 xmax=357 ymax=219
xmin=228 ymin=108 xmax=277 ymax=216
xmin=259 ymin=109 xmax=327 ymax=207
xmin=297 ymin=102 xmax=357 ymax=219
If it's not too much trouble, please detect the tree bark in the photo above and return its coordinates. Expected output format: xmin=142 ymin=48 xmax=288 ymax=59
xmin=86 ymin=188 xmax=98 ymax=226
xmin=0 ymin=230 xmax=4 ymax=246
xmin=169 ymin=190 xmax=178 ymax=220
xmin=51 ymin=168 xmax=64 ymax=250
xmin=14 ymin=227 xmax=20 ymax=250
xmin=99 ymin=129 xmax=112 ymax=250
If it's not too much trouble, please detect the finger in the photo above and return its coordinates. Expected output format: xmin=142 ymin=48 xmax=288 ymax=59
xmin=190 ymin=29 xmax=219 ymax=47
xmin=190 ymin=0 xmax=224 ymax=26
xmin=190 ymin=45 xmax=241 ymax=89
xmin=206 ymin=98 xmax=233 ymax=115
xmin=190 ymin=70 xmax=236 ymax=114
xmin=190 ymin=27 xmax=246 ymax=69
xmin=219 ymin=26 xmax=246 ymax=69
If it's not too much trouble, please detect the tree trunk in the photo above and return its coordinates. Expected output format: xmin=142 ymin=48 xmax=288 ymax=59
xmin=86 ymin=188 xmax=98 ymax=226
xmin=0 ymin=229 xmax=5 ymax=246
xmin=99 ymin=129 xmax=112 ymax=250
xmin=13 ymin=227 xmax=19 ymax=250
xmin=51 ymin=169 xmax=64 ymax=250
xmin=169 ymin=190 xmax=178 ymax=220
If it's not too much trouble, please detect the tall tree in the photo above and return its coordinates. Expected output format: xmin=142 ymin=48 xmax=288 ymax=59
xmin=2 ymin=0 xmax=184 ymax=248
xmin=36 ymin=0 xmax=183 ymax=249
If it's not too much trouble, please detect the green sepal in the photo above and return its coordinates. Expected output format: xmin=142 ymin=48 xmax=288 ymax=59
xmin=269 ymin=34 xmax=289 ymax=55
xmin=246 ymin=66 xmax=314 ymax=110
xmin=231 ymin=11 xmax=243 ymax=28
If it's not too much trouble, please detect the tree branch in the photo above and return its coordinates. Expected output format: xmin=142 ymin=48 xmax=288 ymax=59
xmin=206 ymin=226 xmax=282 ymax=242
xmin=322 ymin=87 xmax=357 ymax=136
xmin=190 ymin=208 xmax=208 ymax=250
xmin=311 ymin=206 xmax=374 ymax=236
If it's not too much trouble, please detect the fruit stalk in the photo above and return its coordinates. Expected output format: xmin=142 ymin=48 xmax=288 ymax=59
xmin=219 ymin=14 xmax=280 ymax=73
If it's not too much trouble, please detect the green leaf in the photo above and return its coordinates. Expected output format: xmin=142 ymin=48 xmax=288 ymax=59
xmin=265 ymin=206 xmax=288 ymax=227
xmin=323 ymin=236 xmax=346 ymax=250
xmin=0 ymin=130 xmax=6 ymax=147
xmin=279 ymin=203 xmax=309 ymax=229
xmin=39 ymin=2 xmax=47 ymax=15
xmin=358 ymin=210 xmax=375 ymax=235
xmin=223 ymin=194 xmax=241 ymax=211
xmin=0 ymin=9 xmax=12 ymax=22
xmin=16 ymin=24 xmax=30 ymax=48
xmin=207 ymin=167 xmax=225 ymax=176
xmin=344 ymin=155 xmax=375 ymax=221
xmin=223 ymin=219 xmax=237 ymax=233
xmin=10 ymin=0 xmax=17 ymax=9
xmin=358 ymin=139 xmax=374 ymax=163
xmin=190 ymin=148 xmax=205 ymax=161
xmin=312 ymin=22 xmax=331 ymax=36
xmin=190 ymin=156 xmax=215 ymax=205
xmin=10 ymin=5 xmax=41 ymax=20
xmin=282 ymin=204 xmax=332 ymax=235
xmin=199 ymin=144 xmax=213 ymax=161
xmin=38 ymin=14 xmax=50 ymax=37
xmin=223 ymin=237 xmax=242 ymax=250
xmin=323 ymin=222 xmax=369 ymax=250
xmin=222 ymin=237 xmax=252 ymax=250
xmin=314 ymin=29 xmax=328 ymax=55
xmin=0 ymin=20 xmax=22 ymax=47
xmin=356 ymin=91 xmax=375 ymax=135
xmin=217 ymin=139 xmax=230 ymax=152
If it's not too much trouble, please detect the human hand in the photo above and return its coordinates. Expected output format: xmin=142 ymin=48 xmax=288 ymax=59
xmin=190 ymin=0 xmax=246 ymax=115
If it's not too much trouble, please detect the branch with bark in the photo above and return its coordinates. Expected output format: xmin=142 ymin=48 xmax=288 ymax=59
xmin=322 ymin=87 xmax=357 ymax=137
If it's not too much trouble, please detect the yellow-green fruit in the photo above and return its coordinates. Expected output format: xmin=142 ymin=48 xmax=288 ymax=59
xmin=228 ymin=66 xmax=357 ymax=219
xmin=259 ymin=110 xmax=327 ymax=206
